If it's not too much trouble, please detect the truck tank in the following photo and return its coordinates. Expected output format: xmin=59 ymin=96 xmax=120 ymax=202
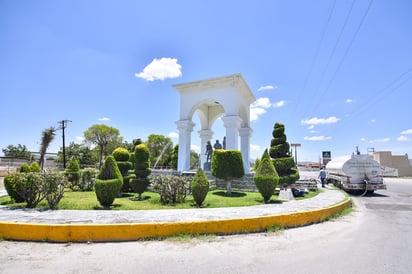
xmin=325 ymin=153 xmax=386 ymax=193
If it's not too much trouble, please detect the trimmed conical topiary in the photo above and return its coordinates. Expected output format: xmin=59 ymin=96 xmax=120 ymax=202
xmin=254 ymin=149 xmax=279 ymax=203
xmin=191 ymin=168 xmax=209 ymax=207
xmin=269 ymin=122 xmax=299 ymax=186
xmin=95 ymin=155 xmax=123 ymax=208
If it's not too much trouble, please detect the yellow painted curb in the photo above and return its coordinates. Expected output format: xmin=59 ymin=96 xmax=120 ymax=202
xmin=0 ymin=198 xmax=351 ymax=242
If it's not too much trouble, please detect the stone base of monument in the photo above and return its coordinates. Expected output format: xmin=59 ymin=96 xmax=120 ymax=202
xmin=203 ymin=162 xmax=211 ymax=171
xmin=278 ymin=189 xmax=295 ymax=201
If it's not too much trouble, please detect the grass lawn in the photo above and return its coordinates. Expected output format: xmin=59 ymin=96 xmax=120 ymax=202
xmin=0 ymin=189 xmax=320 ymax=210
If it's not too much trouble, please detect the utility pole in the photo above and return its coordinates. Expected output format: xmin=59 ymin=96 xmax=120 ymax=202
xmin=58 ymin=120 xmax=72 ymax=169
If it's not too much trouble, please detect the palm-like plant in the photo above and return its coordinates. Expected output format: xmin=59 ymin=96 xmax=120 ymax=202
xmin=39 ymin=127 xmax=56 ymax=170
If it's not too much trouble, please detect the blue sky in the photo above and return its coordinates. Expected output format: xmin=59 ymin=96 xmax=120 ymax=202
xmin=1 ymin=0 xmax=411 ymax=162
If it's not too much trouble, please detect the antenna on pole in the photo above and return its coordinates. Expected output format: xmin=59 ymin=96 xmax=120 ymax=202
xmin=58 ymin=120 xmax=72 ymax=169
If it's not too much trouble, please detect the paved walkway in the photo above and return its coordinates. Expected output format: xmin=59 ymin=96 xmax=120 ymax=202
xmin=0 ymin=186 xmax=346 ymax=224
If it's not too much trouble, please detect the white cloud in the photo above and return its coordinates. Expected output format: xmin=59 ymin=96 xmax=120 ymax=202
xmin=345 ymin=98 xmax=353 ymax=103
xmin=257 ymin=85 xmax=277 ymax=91
xmin=273 ymin=100 xmax=285 ymax=108
xmin=397 ymin=135 xmax=410 ymax=141
xmin=401 ymin=129 xmax=412 ymax=135
xmin=307 ymin=125 xmax=314 ymax=130
xmin=250 ymin=107 xmax=266 ymax=121
xmin=191 ymin=144 xmax=200 ymax=153
xmin=99 ymin=117 xmax=110 ymax=121
xmin=168 ymin=132 xmax=179 ymax=139
xmin=360 ymin=137 xmax=367 ymax=142
xmin=135 ymin=57 xmax=182 ymax=81
xmin=76 ymin=136 xmax=85 ymax=142
xmin=251 ymin=97 xmax=271 ymax=108
xmin=301 ymin=116 xmax=340 ymax=125
xmin=250 ymin=144 xmax=261 ymax=152
xmin=370 ymin=119 xmax=376 ymax=123
xmin=250 ymin=97 xmax=271 ymax=121
xmin=304 ymin=136 xmax=332 ymax=141
xmin=369 ymin=137 xmax=390 ymax=144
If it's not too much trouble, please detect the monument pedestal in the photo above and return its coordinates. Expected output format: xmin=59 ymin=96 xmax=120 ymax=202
xmin=203 ymin=162 xmax=211 ymax=171
xmin=278 ymin=189 xmax=295 ymax=201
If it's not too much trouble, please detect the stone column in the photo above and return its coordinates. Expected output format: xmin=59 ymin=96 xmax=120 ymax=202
xmin=199 ymin=129 xmax=213 ymax=170
xmin=175 ymin=119 xmax=195 ymax=171
xmin=239 ymin=127 xmax=253 ymax=173
xmin=222 ymin=115 xmax=242 ymax=150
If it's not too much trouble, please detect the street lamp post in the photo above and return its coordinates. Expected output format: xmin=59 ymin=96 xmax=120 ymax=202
xmin=290 ymin=143 xmax=301 ymax=166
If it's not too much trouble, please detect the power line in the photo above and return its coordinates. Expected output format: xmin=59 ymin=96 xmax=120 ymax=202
xmin=323 ymin=66 xmax=412 ymax=136
xmin=308 ymin=0 xmax=356 ymax=116
xmin=294 ymin=0 xmax=337 ymax=114
xmin=311 ymin=0 xmax=374 ymax=116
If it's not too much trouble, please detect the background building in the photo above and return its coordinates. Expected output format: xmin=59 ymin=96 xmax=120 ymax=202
xmin=373 ymin=151 xmax=412 ymax=177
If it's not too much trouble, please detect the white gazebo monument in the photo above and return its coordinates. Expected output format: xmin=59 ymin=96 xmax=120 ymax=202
xmin=173 ymin=73 xmax=256 ymax=172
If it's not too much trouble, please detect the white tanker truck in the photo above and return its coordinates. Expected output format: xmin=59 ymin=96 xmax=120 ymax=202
xmin=325 ymin=150 xmax=386 ymax=194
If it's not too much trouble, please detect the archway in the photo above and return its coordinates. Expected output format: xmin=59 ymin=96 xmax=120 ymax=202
xmin=173 ymin=74 xmax=256 ymax=172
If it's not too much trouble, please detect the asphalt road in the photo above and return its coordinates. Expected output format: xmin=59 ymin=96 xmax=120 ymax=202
xmin=0 ymin=174 xmax=411 ymax=274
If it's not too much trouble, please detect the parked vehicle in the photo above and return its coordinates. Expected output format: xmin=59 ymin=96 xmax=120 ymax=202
xmin=325 ymin=150 xmax=386 ymax=194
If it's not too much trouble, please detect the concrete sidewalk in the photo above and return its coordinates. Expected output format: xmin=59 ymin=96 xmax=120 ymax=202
xmin=0 ymin=186 xmax=345 ymax=224
xmin=0 ymin=184 xmax=351 ymax=242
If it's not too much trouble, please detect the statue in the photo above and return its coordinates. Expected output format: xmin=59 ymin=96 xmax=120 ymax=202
xmin=214 ymin=139 xmax=222 ymax=150
xmin=223 ymin=136 xmax=226 ymax=150
xmin=205 ymin=141 xmax=213 ymax=162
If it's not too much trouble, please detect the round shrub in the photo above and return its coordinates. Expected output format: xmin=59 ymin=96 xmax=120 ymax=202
xmin=191 ymin=168 xmax=209 ymax=207
xmin=29 ymin=162 xmax=41 ymax=172
xmin=112 ymin=147 xmax=130 ymax=162
xmin=19 ymin=164 xmax=31 ymax=173
xmin=4 ymin=174 xmax=25 ymax=202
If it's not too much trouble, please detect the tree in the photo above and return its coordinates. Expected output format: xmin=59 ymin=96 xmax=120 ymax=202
xmin=254 ymin=149 xmax=279 ymax=203
xmin=269 ymin=122 xmax=299 ymax=186
xmin=146 ymin=134 xmax=173 ymax=168
xmin=56 ymin=142 xmax=98 ymax=167
xmin=38 ymin=127 xmax=56 ymax=170
xmin=83 ymin=124 xmax=122 ymax=167
xmin=2 ymin=144 xmax=32 ymax=160
xmin=211 ymin=149 xmax=244 ymax=196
